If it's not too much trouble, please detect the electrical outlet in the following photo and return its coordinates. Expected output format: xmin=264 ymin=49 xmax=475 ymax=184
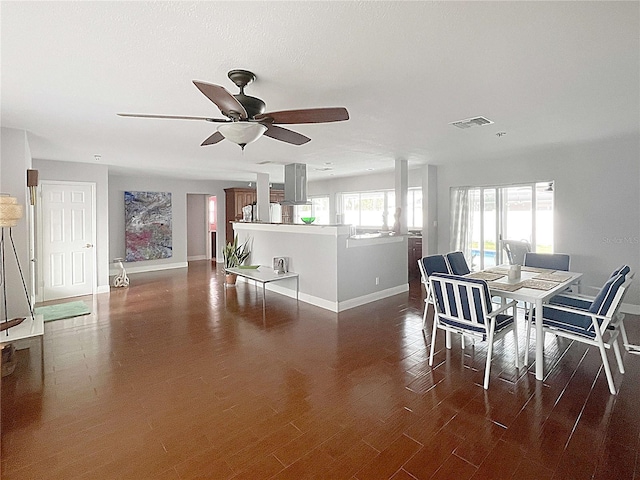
xmin=375 ymin=277 xmax=380 ymax=285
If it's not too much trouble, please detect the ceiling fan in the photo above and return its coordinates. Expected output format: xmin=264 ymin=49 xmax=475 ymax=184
xmin=118 ymin=69 xmax=349 ymax=150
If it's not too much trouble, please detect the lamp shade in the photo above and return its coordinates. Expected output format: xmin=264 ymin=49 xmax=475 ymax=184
xmin=0 ymin=195 xmax=24 ymax=227
xmin=217 ymin=122 xmax=267 ymax=148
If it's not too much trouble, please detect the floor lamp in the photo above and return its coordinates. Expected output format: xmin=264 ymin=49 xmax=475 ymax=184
xmin=0 ymin=194 xmax=33 ymax=334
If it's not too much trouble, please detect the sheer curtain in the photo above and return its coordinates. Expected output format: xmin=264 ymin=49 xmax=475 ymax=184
xmin=449 ymin=187 xmax=474 ymax=264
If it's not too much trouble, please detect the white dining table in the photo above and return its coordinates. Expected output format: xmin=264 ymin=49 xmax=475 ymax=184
xmin=468 ymin=266 xmax=582 ymax=381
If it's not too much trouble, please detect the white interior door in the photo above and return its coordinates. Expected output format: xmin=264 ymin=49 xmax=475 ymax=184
xmin=41 ymin=182 xmax=95 ymax=301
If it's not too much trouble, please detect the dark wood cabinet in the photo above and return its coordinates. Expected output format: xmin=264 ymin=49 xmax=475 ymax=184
xmin=224 ymin=188 xmax=290 ymax=243
xmin=408 ymin=236 xmax=423 ymax=280
xmin=225 ymin=188 xmax=254 ymax=244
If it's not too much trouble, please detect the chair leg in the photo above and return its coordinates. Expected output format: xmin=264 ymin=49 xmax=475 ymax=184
xmin=524 ymin=311 xmax=532 ymax=367
xmin=429 ymin=319 xmax=438 ymax=367
xmin=594 ymin=328 xmax=617 ymax=395
xmin=612 ymin=337 xmax=625 ymax=374
xmin=422 ymin=300 xmax=429 ymax=330
xmin=618 ymin=314 xmax=631 ymax=350
xmin=483 ymin=321 xmax=496 ymax=390
xmin=422 ymin=285 xmax=431 ymax=330
xmin=512 ymin=305 xmax=520 ymax=369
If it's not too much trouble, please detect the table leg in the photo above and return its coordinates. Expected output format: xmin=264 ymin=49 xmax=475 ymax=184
xmin=263 ymin=282 xmax=267 ymax=317
xmin=535 ymin=298 xmax=544 ymax=380
xmin=40 ymin=335 xmax=44 ymax=381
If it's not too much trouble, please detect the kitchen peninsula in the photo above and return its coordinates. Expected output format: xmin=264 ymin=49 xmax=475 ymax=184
xmin=232 ymin=222 xmax=408 ymax=312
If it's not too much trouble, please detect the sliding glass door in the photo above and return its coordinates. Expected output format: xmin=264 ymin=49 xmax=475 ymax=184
xmin=452 ymin=182 xmax=554 ymax=270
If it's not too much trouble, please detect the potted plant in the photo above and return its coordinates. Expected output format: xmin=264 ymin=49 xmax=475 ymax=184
xmin=223 ymin=235 xmax=251 ymax=285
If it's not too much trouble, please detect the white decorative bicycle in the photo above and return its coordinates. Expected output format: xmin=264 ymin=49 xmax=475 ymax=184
xmin=112 ymin=258 xmax=130 ymax=287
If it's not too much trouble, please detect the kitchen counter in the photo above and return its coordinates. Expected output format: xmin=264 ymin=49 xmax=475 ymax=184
xmin=232 ymin=222 xmax=408 ymax=312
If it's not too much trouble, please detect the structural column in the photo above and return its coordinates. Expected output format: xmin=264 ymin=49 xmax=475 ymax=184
xmin=394 ymin=159 xmax=408 ymax=235
xmin=421 ymin=164 xmax=437 ymax=255
xmin=256 ymin=173 xmax=270 ymax=222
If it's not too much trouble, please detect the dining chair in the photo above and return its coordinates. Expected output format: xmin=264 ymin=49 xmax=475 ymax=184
xmin=525 ymin=268 xmax=633 ymax=394
xmin=524 ymin=252 xmax=571 ymax=271
xmin=418 ymin=255 xmax=451 ymax=329
xmin=549 ymin=266 xmax=636 ymax=353
xmin=428 ymin=273 xmax=519 ymax=389
xmin=521 ymin=252 xmax=572 ymax=319
xmin=445 ymin=251 xmax=471 ymax=275
xmin=502 ymin=239 xmax=531 ymax=265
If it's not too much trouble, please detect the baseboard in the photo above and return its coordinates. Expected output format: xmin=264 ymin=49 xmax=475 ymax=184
xmin=236 ymin=279 xmax=409 ymax=313
xmin=96 ymin=284 xmax=110 ymax=294
xmin=187 ymin=255 xmax=208 ymax=261
xmin=109 ymin=261 xmax=188 ymax=276
xmin=337 ymin=284 xmax=409 ymax=312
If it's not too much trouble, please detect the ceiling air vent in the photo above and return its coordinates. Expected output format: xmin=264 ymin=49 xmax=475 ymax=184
xmin=449 ymin=116 xmax=494 ymax=129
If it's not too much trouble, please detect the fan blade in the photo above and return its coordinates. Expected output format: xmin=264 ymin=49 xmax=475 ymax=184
xmin=193 ymin=81 xmax=248 ymax=120
xmin=201 ymin=131 xmax=225 ymax=146
xmin=255 ymin=107 xmax=349 ymax=124
xmin=263 ymin=124 xmax=311 ymax=145
xmin=117 ymin=113 xmax=227 ymax=122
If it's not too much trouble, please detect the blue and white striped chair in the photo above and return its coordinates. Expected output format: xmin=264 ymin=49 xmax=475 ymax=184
xmin=428 ymin=273 xmax=520 ymax=389
xmin=524 ymin=252 xmax=571 ymax=272
xmin=445 ymin=251 xmax=471 ymax=275
xmin=525 ymin=266 xmax=633 ymax=394
xmin=522 ymin=252 xmax=572 ymax=322
xmin=418 ymin=255 xmax=451 ymax=329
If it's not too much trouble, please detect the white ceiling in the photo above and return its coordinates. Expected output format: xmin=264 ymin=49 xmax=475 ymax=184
xmin=1 ymin=1 xmax=638 ymax=183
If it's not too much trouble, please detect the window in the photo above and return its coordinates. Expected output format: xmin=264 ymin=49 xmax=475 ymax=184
xmin=294 ymin=196 xmax=330 ymax=224
xmin=407 ymin=189 xmax=423 ymax=229
xmin=451 ymin=182 xmax=554 ymax=270
xmin=337 ymin=188 xmax=422 ymax=229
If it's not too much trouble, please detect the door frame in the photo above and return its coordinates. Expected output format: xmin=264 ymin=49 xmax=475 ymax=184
xmin=36 ymin=180 xmax=98 ymax=302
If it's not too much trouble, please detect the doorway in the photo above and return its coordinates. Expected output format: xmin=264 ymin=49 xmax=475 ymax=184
xmin=38 ymin=181 xmax=96 ymax=301
xmin=186 ymin=194 xmax=216 ymax=262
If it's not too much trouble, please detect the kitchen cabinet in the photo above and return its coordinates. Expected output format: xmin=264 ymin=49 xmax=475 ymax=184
xmin=224 ymin=188 xmax=290 ymax=243
xmin=408 ymin=236 xmax=423 ymax=280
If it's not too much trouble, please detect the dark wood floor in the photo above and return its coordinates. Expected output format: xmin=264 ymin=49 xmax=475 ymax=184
xmin=2 ymin=260 xmax=639 ymax=480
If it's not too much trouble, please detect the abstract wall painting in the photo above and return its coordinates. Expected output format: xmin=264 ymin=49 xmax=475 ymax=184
xmin=124 ymin=191 xmax=172 ymax=262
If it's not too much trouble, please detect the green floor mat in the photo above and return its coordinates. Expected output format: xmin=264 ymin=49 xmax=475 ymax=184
xmin=35 ymin=301 xmax=91 ymax=322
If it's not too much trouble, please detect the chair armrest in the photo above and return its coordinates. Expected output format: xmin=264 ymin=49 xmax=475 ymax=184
xmin=542 ymin=303 xmax=607 ymax=322
xmin=576 ymin=285 xmax=601 ymax=297
xmin=555 ymin=292 xmax=595 ymax=302
xmin=487 ymin=299 xmax=517 ymax=317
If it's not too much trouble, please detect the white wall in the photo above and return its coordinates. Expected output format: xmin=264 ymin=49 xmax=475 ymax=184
xmin=436 ymin=134 xmax=640 ymax=304
xmin=0 ymin=128 xmax=32 ymax=318
xmin=109 ymin=174 xmax=245 ymax=272
xmin=337 ymin=237 xmax=408 ymax=302
xmin=34 ymin=159 xmax=111 ymax=293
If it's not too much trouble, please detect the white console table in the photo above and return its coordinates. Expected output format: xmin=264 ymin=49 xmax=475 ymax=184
xmin=226 ymin=266 xmax=299 ymax=316
xmin=1 ymin=315 xmax=44 ymax=378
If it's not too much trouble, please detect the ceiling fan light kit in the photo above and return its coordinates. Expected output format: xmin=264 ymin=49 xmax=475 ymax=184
xmin=118 ymin=69 xmax=349 ymax=150
xmin=217 ymin=122 xmax=267 ymax=149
